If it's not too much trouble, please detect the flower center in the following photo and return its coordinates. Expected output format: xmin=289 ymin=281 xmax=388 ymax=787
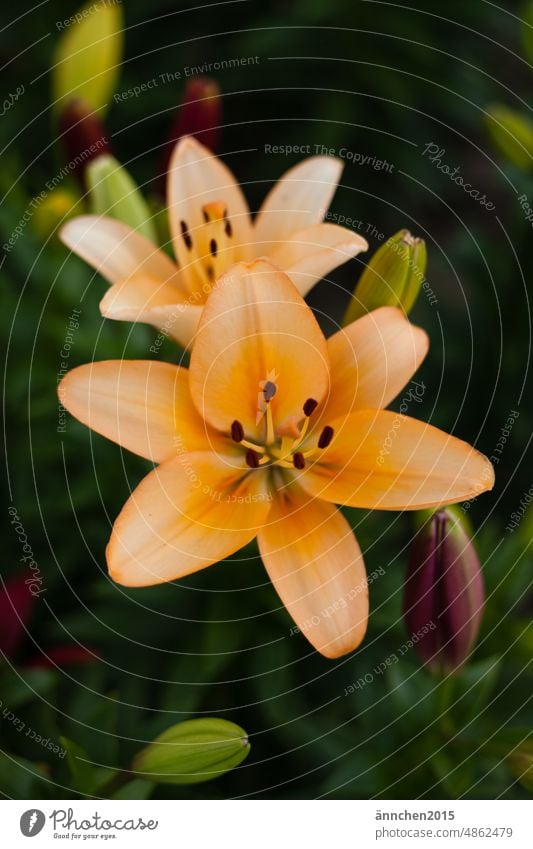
xmin=179 ymin=201 xmax=235 ymax=297
xmin=230 ymin=387 xmax=334 ymax=471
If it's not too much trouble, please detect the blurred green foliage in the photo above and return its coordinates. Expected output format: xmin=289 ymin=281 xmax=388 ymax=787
xmin=1 ymin=0 xmax=531 ymax=799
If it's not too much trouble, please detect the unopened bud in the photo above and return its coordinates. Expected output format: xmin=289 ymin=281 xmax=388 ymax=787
xmin=344 ymin=229 xmax=427 ymax=324
xmin=58 ymin=98 xmax=110 ymax=187
xmin=485 ymin=105 xmax=533 ymax=171
xmin=32 ymin=188 xmax=81 ymax=241
xmin=86 ymin=153 xmax=157 ymax=243
xmin=403 ymin=507 xmax=485 ymax=674
xmin=132 ymin=718 xmax=250 ymax=785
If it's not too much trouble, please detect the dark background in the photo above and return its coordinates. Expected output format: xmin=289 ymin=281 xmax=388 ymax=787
xmin=1 ymin=0 xmax=532 ymax=799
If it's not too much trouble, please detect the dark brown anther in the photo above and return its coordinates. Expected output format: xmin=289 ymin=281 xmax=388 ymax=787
xmin=263 ymin=381 xmax=277 ymax=402
xmin=245 ymin=448 xmax=260 ymax=468
xmin=180 ymin=220 xmax=193 ymax=251
xmin=293 ymin=452 xmax=305 ymax=470
xmin=318 ymin=426 xmax=334 ymax=449
xmin=225 ymin=218 xmax=233 ymax=237
xmin=210 ymin=238 xmax=218 ymax=258
xmin=303 ymin=398 xmax=318 ymax=417
xmin=206 ymin=265 xmax=215 ymax=281
xmin=231 ymin=420 xmax=244 ymax=442
xmin=203 ymin=209 xmax=209 ymax=223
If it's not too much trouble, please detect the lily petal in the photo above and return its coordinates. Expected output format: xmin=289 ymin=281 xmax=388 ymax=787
xmin=322 ymin=307 xmax=429 ymax=421
xmin=107 ymin=452 xmax=272 ymax=586
xmin=60 ymin=215 xmax=181 ymax=288
xmin=269 ymin=223 xmax=368 ymax=296
xmin=168 ymin=136 xmax=252 ymax=277
xmin=301 ymin=410 xmax=495 ymax=510
xmin=100 ymin=275 xmax=202 ymax=349
xmin=254 ymin=157 xmax=343 ymax=253
xmin=189 ymin=259 xmax=329 ymax=437
xmin=258 ymin=486 xmax=368 ymax=658
xmin=58 ymin=361 xmax=214 ymax=463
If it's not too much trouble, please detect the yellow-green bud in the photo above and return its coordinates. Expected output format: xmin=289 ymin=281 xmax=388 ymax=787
xmin=485 ymin=105 xmax=533 ymax=171
xmin=86 ymin=154 xmax=157 ymax=243
xmin=32 ymin=189 xmax=82 ymax=241
xmin=344 ymin=229 xmax=427 ymax=325
xmin=506 ymin=742 xmax=533 ymax=792
xmin=132 ymin=718 xmax=251 ymax=785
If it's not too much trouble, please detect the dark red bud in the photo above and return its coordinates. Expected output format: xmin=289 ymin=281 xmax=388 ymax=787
xmin=58 ymin=98 xmax=110 ymax=188
xmin=403 ymin=509 xmax=485 ymax=673
xmin=26 ymin=644 xmax=99 ymax=669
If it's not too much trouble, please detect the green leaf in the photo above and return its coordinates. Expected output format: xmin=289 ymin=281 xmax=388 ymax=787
xmin=86 ymin=154 xmax=157 ymax=243
xmin=52 ymin=0 xmax=123 ymax=114
xmin=112 ymin=778 xmax=154 ymax=799
xmin=60 ymin=736 xmax=98 ymax=795
xmin=132 ymin=718 xmax=251 ymax=785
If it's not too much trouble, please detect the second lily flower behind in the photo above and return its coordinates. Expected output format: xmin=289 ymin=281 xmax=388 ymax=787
xmin=60 ymin=136 xmax=367 ymax=348
xmin=58 ymin=260 xmax=494 ymax=659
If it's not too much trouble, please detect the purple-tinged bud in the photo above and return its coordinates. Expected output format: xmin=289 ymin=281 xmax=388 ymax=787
xmin=403 ymin=508 xmax=485 ymax=673
xmin=58 ymin=97 xmax=110 ymax=187
xmin=159 ymin=77 xmax=221 ymax=194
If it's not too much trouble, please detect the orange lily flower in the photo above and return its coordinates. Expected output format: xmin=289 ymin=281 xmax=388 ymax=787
xmin=58 ymin=260 xmax=494 ymax=658
xmin=59 ymin=136 xmax=367 ymax=348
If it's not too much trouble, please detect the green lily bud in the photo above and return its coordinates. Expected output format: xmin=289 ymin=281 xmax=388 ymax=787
xmin=344 ymin=229 xmax=427 ymax=325
xmin=32 ymin=188 xmax=82 ymax=241
xmin=86 ymin=154 xmax=157 ymax=243
xmin=485 ymin=105 xmax=533 ymax=171
xmin=132 ymin=718 xmax=251 ymax=785
xmin=52 ymin=0 xmax=123 ymax=115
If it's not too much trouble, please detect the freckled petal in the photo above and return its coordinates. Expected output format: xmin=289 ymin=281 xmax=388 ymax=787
xmin=100 ymin=276 xmax=202 ymax=348
xmin=254 ymin=157 xmax=343 ymax=252
xmin=269 ymin=223 xmax=368 ymax=296
xmin=58 ymin=361 xmax=217 ymax=463
xmin=322 ymin=307 xmax=429 ymax=421
xmin=189 ymin=259 xmax=329 ymax=437
xmin=258 ymin=487 xmax=368 ymax=658
xmin=107 ymin=453 xmax=272 ymax=587
xmin=300 ymin=410 xmax=495 ymax=510
xmin=60 ymin=215 xmax=181 ymax=287
xmin=168 ymin=136 xmax=252 ymax=276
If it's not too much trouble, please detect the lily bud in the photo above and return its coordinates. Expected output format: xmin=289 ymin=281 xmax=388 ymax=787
xmin=58 ymin=98 xmax=110 ymax=187
xmin=86 ymin=154 xmax=157 ymax=244
xmin=506 ymin=742 xmax=533 ymax=791
xmin=32 ymin=188 xmax=81 ymax=241
xmin=344 ymin=229 xmax=426 ymax=324
xmin=159 ymin=77 xmax=221 ymax=193
xmin=0 ymin=573 xmax=36 ymax=658
xmin=485 ymin=105 xmax=533 ymax=171
xmin=403 ymin=507 xmax=485 ymax=673
xmin=133 ymin=718 xmax=250 ymax=785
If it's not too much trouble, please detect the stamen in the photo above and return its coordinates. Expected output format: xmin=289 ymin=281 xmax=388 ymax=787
xmin=231 ymin=420 xmax=244 ymax=442
xmin=263 ymin=381 xmax=277 ymax=402
xmin=180 ymin=220 xmax=193 ymax=251
xmin=245 ymin=448 xmax=260 ymax=468
xmin=318 ymin=426 xmax=334 ymax=449
xmin=265 ymin=403 xmax=275 ymax=445
xmin=293 ymin=452 xmax=305 ymax=470
xmin=202 ymin=209 xmax=209 ymax=223
xmin=225 ymin=219 xmax=233 ymax=238
xmin=206 ymin=266 xmax=215 ymax=281
xmin=210 ymin=238 xmax=218 ymax=258
xmin=303 ymin=398 xmax=318 ymax=417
